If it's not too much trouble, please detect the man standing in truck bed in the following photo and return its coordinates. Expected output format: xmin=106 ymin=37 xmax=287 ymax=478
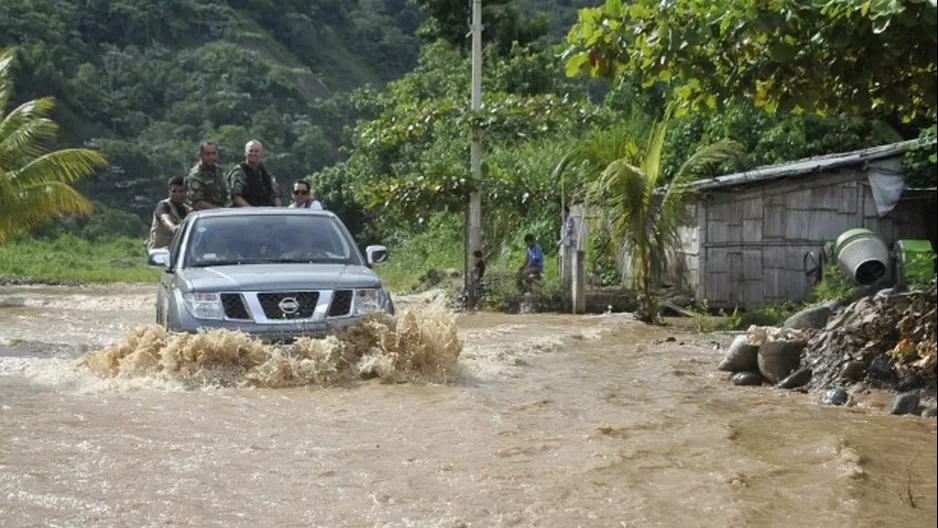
xmin=185 ymin=141 xmax=228 ymax=210
xmin=227 ymin=139 xmax=282 ymax=207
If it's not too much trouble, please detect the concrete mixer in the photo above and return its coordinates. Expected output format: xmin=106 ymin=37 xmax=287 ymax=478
xmin=804 ymin=228 xmax=935 ymax=287
xmin=833 ymin=228 xmax=891 ymax=286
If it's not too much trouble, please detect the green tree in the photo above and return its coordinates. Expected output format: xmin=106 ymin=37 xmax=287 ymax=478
xmin=0 ymin=48 xmax=106 ymax=241
xmin=413 ymin=0 xmax=550 ymax=53
xmin=582 ymin=117 xmax=743 ymax=322
xmin=563 ymin=0 xmax=938 ymax=121
xmin=344 ymin=41 xmax=612 ymax=225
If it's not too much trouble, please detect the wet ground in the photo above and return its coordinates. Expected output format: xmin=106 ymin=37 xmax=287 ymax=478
xmin=1 ymin=283 xmax=935 ymax=527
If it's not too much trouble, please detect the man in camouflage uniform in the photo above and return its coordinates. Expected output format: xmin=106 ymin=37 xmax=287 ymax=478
xmin=226 ymin=139 xmax=282 ymax=207
xmin=185 ymin=141 xmax=228 ymax=209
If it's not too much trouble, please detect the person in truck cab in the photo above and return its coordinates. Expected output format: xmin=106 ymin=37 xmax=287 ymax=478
xmin=226 ymin=139 xmax=282 ymax=207
xmin=146 ymin=176 xmax=190 ymax=251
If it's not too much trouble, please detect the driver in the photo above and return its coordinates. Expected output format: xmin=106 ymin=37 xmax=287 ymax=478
xmin=192 ymin=227 xmax=244 ymax=262
xmin=279 ymin=229 xmax=324 ymax=260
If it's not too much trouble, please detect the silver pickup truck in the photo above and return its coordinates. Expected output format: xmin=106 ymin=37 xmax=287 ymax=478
xmin=147 ymin=207 xmax=394 ymax=341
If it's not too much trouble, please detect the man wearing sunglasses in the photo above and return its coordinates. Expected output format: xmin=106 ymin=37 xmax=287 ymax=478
xmin=288 ymin=180 xmax=323 ymax=210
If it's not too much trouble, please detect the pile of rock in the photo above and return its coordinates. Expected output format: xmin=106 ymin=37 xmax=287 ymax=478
xmin=717 ymin=283 xmax=937 ymax=418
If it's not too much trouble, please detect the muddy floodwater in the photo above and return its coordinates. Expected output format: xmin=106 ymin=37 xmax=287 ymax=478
xmin=1 ymin=283 xmax=935 ymax=528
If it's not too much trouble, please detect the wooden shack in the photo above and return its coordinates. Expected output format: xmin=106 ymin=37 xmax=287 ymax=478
xmin=667 ymin=140 xmax=937 ymax=309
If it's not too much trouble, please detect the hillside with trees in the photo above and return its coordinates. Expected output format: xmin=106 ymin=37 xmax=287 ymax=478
xmin=1 ymin=0 xmax=935 ymax=301
xmin=1 ymin=0 xmax=427 ymax=221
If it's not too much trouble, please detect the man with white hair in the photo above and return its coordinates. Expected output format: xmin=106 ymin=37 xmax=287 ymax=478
xmin=225 ymin=139 xmax=282 ymax=207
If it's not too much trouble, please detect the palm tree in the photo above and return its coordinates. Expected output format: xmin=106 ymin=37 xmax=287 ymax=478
xmin=585 ymin=118 xmax=743 ymax=322
xmin=0 ymin=47 xmax=106 ymax=242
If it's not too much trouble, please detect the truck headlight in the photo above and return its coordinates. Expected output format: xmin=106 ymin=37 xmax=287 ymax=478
xmin=182 ymin=292 xmax=224 ymax=320
xmin=353 ymin=288 xmax=385 ymax=315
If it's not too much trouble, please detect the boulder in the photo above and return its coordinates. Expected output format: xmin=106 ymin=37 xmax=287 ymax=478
xmin=731 ymin=371 xmax=763 ymax=386
xmin=896 ymin=372 xmax=925 ymax=393
xmin=867 ymin=356 xmax=897 ymax=386
xmin=717 ymin=335 xmax=759 ymax=372
xmin=838 ymin=361 xmax=866 ymax=382
xmin=782 ymin=303 xmax=835 ymax=331
xmin=821 ymin=389 xmax=849 ymax=406
xmin=777 ymin=367 xmax=812 ymax=389
xmin=888 ymin=392 xmax=921 ymax=416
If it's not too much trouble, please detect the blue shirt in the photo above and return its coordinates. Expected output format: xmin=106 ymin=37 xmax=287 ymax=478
xmin=526 ymin=245 xmax=544 ymax=272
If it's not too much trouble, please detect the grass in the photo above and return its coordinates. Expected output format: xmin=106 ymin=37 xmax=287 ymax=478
xmin=688 ymin=297 xmax=802 ymax=334
xmin=0 ymin=235 xmax=160 ymax=283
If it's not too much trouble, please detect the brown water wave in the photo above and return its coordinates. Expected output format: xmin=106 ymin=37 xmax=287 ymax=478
xmin=79 ymin=301 xmax=461 ymax=388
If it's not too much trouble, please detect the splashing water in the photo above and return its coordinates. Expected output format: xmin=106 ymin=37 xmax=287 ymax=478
xmin=77 ymin=300 xmax=462 ymax=389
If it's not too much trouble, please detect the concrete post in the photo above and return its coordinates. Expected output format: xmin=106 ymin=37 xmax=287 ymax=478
xmin=465 ymin=0 xmax=484 ymax=310
xmin=561 ymin=245 xmax=573 ymax=310
xmin=572 ymin=249 xmax=586 ymax=314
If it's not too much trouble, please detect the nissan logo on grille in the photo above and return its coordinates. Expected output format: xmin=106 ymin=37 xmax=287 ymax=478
xmin=278 ymin=297 xmax=300 ymax=315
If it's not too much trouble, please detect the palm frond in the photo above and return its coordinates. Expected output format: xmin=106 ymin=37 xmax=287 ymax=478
xmin=550 ymin=149 xmax=576 ymax=181
xmin=578 ymin=124 xmax=640 ymax=182
xmin=0 ymin=181 xmax=93 ymax=242
xmin=7 ymin=148 xmax=107 ymax=189
xmin=0 ymin=96 xmax=58 ymax=170
xmin=0 ymin=115 xmax=58 ymax=170
xmin=0 ymin=47 xmax=16 ymax=114
xmin=637 ymin=120 xmax=670 ymax=239
xmin=0 ymin=96 xmax=57 ymax=145
xmin=673 ymin=139 xmax=745 ymax=185
xmin=656 ymin=138 xmax=745 ymax=225
xmin=641 ymin=120 xmax=668 ymax=187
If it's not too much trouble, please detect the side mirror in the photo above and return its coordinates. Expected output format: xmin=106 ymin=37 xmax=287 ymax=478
xmin=365 ymin=244 xmax=389 ymax=265
xmin=147 ymin=248 xmax=171 ymax=269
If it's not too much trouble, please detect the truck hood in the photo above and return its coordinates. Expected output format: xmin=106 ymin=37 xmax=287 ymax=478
xmin=179 ymin=264 xmax=381 ymax=292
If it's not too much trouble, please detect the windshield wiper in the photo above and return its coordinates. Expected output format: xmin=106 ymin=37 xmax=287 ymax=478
xmin=188 ymin=260 xmax=244 ymax=268
xmin=274 ymin=258 xmax=318 ymax=263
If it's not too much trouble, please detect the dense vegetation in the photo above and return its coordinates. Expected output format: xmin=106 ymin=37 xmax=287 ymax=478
xmin=1 ymin=0 xmax=430 ymax=218
xmin=2 ymin=0 xmax=936 ymax=309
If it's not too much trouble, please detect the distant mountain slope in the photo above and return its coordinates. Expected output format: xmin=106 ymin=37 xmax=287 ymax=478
xmin=0 ymin=0 xmax=584 ymax=218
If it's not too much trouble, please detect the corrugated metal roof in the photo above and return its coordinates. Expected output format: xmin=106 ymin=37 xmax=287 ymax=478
xmin=683 ymin=138 xmax=936 ymax=192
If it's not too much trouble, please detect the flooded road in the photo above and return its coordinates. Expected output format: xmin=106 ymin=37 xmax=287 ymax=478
xmin=1 ymin=283 xmax=935 ymax=527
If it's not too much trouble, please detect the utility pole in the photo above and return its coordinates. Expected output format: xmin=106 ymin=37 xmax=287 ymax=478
xmin=465 ymin=0 xmax=484 ymax=309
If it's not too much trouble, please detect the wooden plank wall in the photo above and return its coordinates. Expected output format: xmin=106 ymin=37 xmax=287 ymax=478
xmin=667 ymin=203 xmax=700 ymax=291
xmin=695 ymin=167 xmax=930 ymax=308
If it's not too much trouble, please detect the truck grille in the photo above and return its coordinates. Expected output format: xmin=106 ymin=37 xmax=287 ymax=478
xmin=328 ymin=290 xmax=353 ymax=316
xmin=257 ymin=292 xmax=318 ymax=320
xmin=220 ymin=293 xmax=251 ymax=320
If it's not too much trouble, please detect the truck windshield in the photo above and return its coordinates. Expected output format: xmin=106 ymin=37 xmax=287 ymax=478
xmin=183 ymin=214 xmax=359 ymax=268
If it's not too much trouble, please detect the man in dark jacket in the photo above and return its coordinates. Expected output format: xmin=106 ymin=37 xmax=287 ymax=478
xmin=226 ymin=139 xmax=282 ymax=207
